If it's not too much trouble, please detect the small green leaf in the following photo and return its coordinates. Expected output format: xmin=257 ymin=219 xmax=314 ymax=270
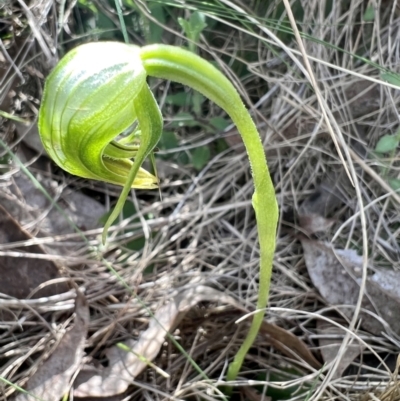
xmin=96 ymin=12 xmax=117 ymax=40
xmin=389 ymin=178 xmax=400 ymax=191
xmin=178 ymin=11 xmax=207 ymax=41
xmin=177 ymin=152 xmax=190 ymax=165
xmin=77 ymin=0 xmax=98 ymax=13
xmin=363 ymin=5 xmax=375 ymax=21
xmin=165 ymin=92 xmax=189 ymax=107
xmin=375 ymin=134 xmax=399 ymax=153
xmin=158 ymin=131 xmax=178 ymax=150
xmin=145 ymin=3 xmax=165 ymax=44
xmin=178 ymin=19 xmax=191 ymax=37
xmin=126 ymin=235 xmax=145 ymax=252
xmin=178 ymin=11 xmax=207 ymax=51
xmin=209 ymin=116 xmax=230 ymax=130
xmin=189 ymin=11 xmax=207 ymax=35
xmin=191 ymin=146 xmax=210 ymax=170
xmin=381 ymin=72 xmax=400 ymax=87
xmin=215 ymin=138 xmax=229 ymax=154
xmin=192 ymin=92 xmax=204 ymax=114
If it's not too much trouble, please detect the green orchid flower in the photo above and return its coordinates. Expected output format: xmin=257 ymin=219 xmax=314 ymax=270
xmin=39 ymin=42 xmax=160 ymax=188
xmin=38 ymin=41 xmax=278 ymax=388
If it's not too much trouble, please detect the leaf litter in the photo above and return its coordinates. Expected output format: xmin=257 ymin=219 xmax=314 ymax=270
xmin=0 ymin=164 xmax=106 ymax=241
xmin=1 ymin=278 xmax=318 ymax=399
xmin=0 ymin=204 xmax=68 ymax=302
xmin=3 ymin=1 xmax=400 ymax=400
xmin=73 ymin=285 xmax=319 ymax=398
xmin=316 ymin=320 xmax=365 ymax=380
xmin=14 ymin=291 xmax=89 ymax=401
xmin=301 ymin=238 xmax=400 ymax=337
xmin=298 ymin=176 xmax=400 ymax=379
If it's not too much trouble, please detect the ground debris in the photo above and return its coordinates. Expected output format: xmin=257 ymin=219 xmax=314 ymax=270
xmin=302 ymin=239 xmax=400 ymax=336
xmin=14 ymin=291 xmax=89 ymax=401
xmin=316 ymin=320 xmax=365 ymax=379
xmin=73 ymin=285 xmax=319 ymax=398
xmin=0 ymin=203 xmax=68 ymax=301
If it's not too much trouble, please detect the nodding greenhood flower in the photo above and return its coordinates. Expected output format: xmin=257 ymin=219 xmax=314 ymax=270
xmin=38 ymin=41 xmax=278 ymax=385
xmin=39 ymin=42 xmax=161 ymax=190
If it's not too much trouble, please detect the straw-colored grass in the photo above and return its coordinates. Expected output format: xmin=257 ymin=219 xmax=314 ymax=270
xmin=1 ymin=0 xmax=400 ymax=400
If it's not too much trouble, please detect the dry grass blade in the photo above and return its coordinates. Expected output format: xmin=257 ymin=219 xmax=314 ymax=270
xmin=282 ymin=0 xmax=354 ymax=187
xmin=14 ymin=291 xmax=89 ymax=401
xmin=73 ymin=285 xmax=319 ymax=398
xmin=259 ymin=320 xmax=321 ymax=370
xmin=73 ymin=286 xmax=240 ymax=397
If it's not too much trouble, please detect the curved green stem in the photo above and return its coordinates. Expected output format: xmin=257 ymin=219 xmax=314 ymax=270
xmin=140 ymin=45 xmax=279 ymax=386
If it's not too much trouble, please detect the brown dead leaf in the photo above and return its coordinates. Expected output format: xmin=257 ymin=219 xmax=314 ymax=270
xmin=0 ymin=172 xmax=106 ymax=236
xmin=73 ymin=286 xmax=319 ymax=398
xmin=316 ymin=320 xmax=365 ymax=379
xmin=240 ymin=386 xmax=271 ymax=401
xmin=299 ymin=182 xmax=343 ymax=216
xmin=364 ymin=270 xmax=400 ymax=335
xmin=14 ymin=291 xmax=89 ymax=401
xmin=302 ymin=239 xmax=400 ymax=336
xmin=0 ymin=204 xmax=68 ymax=301
xmin=298 ymin=213 xmax=336 ymax=235
xmin=298 ymin=182 xmax=343 ymax=235
xmin=259 ymin=320 xmax=321 ymax=369
xmin=301 ymin=240 xmax=360 ymax=306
